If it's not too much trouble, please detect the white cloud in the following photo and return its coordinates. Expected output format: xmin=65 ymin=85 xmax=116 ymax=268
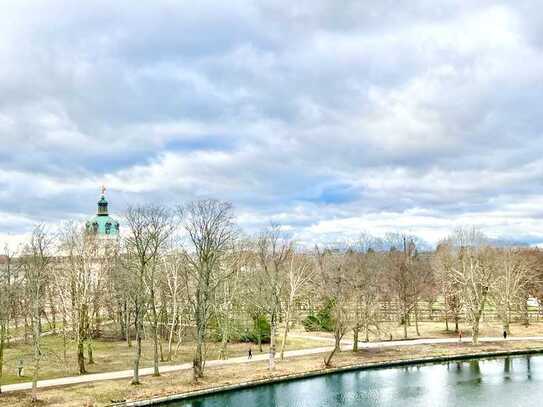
xmin=1 ymin=1 xmax=543 ymax=247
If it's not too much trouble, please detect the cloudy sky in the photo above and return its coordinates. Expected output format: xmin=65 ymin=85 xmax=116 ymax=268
xmin=1 ymin=0 xmax=543 ymax=247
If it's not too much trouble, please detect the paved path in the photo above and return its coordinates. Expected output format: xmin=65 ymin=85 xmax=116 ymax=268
xmin=0 ymin=346 xmax=332 ymax=393
xmin=289 ymin=333 xmax=543 ymax=348
xmin=3 ymin=335 xmax=543 ymax=393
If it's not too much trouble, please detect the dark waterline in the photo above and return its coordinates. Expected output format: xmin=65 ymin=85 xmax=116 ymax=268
xmin=166 ymin=355 xmax=541 ymax=406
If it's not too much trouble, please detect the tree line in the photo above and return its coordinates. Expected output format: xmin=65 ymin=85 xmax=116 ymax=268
xmin=1 ymin=199 xmax=543 ymax=400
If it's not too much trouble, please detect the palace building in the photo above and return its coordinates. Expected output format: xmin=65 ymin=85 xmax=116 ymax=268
xmin=85 ymin=187 xmax=120 ymax=238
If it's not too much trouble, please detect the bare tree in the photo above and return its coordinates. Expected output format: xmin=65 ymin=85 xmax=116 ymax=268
xmin=123 ymin=205 xmax=173 ymax=384
xmin=50 ymin=261 xmax=71 ymax=373
xmin=492 ymin=248 xmax=534 ymax=335
xmin=447 ymin=227 xmax=493 ymax=345
xmin=0 ymin=242 xmax=21 ymax=393
xmin=314 ymin=247 xmax=352 ymax=367
xmin=58 ymin=223 xmax=103 ymax=375
xmin=242 ymin=252 xmax=268 ymax=353
xmin=385 ymin=236 xmax=417 ymax=339
xmin=161 ymin=249 xmax=186 ymax=361
xmin=433 ymin=243 xmax=462 ymax=332
xmin=0 ymin=243 xmax=17 ymax=393
xmin=346 ymin=248 xmax=381 ymax=349
xmin=182 ymin=200 xmax=235 ymax=381
xmin=0 ymin=265 xmax=6 ymax=395
xmin=254 ymin=225 xmax=292 ymax=370
xmin=279 ymin=250 xmax=313 ymax=359
xmin=410 ymin=253 xmax=434 ymax=336
xmin=106 ymin=250 xmax=132 ymax=347
xmin=521 ymin=249 xmax=543 ymax=325
xmin=21 ymin=225 xmax=53 ymax=402
xmin=214 ymin=241 xmax=247 ymax=360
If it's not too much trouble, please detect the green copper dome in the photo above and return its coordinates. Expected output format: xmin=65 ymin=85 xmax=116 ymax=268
xmin=86 ymin=191 xmax=120 ymax=237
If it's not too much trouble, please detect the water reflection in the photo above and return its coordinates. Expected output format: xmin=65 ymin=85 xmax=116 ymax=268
xmin=173 ymin=355 xmax=543 ymax=407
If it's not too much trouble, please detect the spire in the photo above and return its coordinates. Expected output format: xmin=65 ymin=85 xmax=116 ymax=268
xmin=97 ymin=185 xmax=109 ymax=216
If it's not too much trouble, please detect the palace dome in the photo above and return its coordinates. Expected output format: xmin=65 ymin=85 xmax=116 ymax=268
xmin=85 ymin=188 xmax=120 ymax=237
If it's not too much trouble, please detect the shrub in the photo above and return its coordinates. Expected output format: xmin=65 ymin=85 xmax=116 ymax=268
xmin=302 ymin=314 xmax=321 ymax=332
xmin=302 ymin=299 xmax=335 ymax=332
xmin=240 ymin=314 xmax=271 ymax=344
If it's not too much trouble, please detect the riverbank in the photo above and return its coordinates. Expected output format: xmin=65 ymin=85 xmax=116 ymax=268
xmin=3 ymin=339 xmax=543 ymax=406
xmin=115 ymin=346 xmax=543 ymax=407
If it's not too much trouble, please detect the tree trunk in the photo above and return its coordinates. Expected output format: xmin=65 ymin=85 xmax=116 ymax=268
xmin=31 ymin=345 xmax=40 ymax=402
xmin=159 ymin=337 xmax=165 ymax=363
xmin=324 ymin=330 xmax=341 ymax=367
xmin=522 ymin=298 xmax=530 ymax=327
xmin=48 ymin=289 xmax=57 ymax=334
xmin=61 ymin=312 xmax=68 ymax=373
xmin=31 ymin=305 xmax=41 ymax=402
xmin=77 ymin=338 xmax=86 ymax=374
xmin=150 ymin=276 xmax=160 ymax=376
xmin=152 ymin=321 xmax=160 ymax=376
xmin=174 ymin=323 xmax=184 ymax=357
xmin=87 ymin=340 xmax=94 ymax=365
xmin=118 ymin=305 xmax=125 ymax=339
xmin=0 ymin=322 xmax=5 ymax=394
xmin=193 ymin=301 xmax=205 ymax=381
xmin=14 ymin=316 xmax=19 ymax=345
xmin=219 ymin=336 xmax=228 ymax=360
xmin=193 ymin=339 xmax=204 ymax=381
xmin=150 ymin=300 xmax=160 ymax=376
xmin=403 ymin=312 xmax=408 ymax=339
xmin=352 ymin=326 xmax=359 ymax=352
xmin=168 ymin=320 xmax=175 ymax=360
xmin=167 ymin=313 xmax=176 ymax=361
xmin=415 ymin=303 xmax=420 ymax=336
xmin=131 ymin=314 xmax=142 ymax=385
xmin=77 ymin=304 xmax=87 ymax=374
xmin=280 ymin=299 xmax=292 ymax=360
xmin=472 ymin=315 xmax=481 ymax=345
xmin=24 ymin=313 xmax=29 ymax=344
xmin=126 ymin=306 xmax=132 ymax=348
xmin=256 ymin=318 xmax=263 ymax=352
xmin=153 ymin=325 xmax=160 ymax=376
xmin=268 ymin=313 xmax=276 ymax=371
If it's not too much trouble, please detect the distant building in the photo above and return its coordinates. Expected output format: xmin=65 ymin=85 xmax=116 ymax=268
xmin=85 ymin=187 xmax=120 ymax=238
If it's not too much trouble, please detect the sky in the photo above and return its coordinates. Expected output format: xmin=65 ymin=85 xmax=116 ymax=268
xmin=1 ymin=0 xmax=543 ymax=248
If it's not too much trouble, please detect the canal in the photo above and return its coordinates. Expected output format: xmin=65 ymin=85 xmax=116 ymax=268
xmin=168 ymin=354 xmax=541 ymax=406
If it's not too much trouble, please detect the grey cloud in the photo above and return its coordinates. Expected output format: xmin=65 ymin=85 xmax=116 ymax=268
xmin=1 ymin=1 xmax=543 ymax=244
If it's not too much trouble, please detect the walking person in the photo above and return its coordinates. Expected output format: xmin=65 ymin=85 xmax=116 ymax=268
xmin=16 ymin=357 xmax=24 ymax=377
xmin=503 ymin=330 xmax=507 ymax=340
xmin=248 ymin=347 xmax=252 ymax=359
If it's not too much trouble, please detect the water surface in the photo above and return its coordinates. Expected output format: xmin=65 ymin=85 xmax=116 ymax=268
xmin=169 ymin=355 xmax=541 ymax=406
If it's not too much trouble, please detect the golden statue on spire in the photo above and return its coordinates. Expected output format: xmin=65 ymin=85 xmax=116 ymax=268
xmin=101 ymin=185 xmax=106 ymax=195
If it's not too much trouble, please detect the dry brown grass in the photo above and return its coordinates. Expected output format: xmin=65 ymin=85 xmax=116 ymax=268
xmin=3 ymin=338 xmax=543 ymax=407
xmin=0 ymin=334 xmax=320 ymax=386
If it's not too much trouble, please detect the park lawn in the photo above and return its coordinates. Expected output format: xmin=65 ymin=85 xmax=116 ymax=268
xmin=294 ymin=321 xmax=543 ymax=342
xmin=4 ymin=320 xmax=543 ymax=400
xmin=2 ymin=339 xmax=543 ymax=407
xmin=4 ymin=321 xmax=61 ymax=341
xmin=0 ymin=334 xmax=323 ymax=386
